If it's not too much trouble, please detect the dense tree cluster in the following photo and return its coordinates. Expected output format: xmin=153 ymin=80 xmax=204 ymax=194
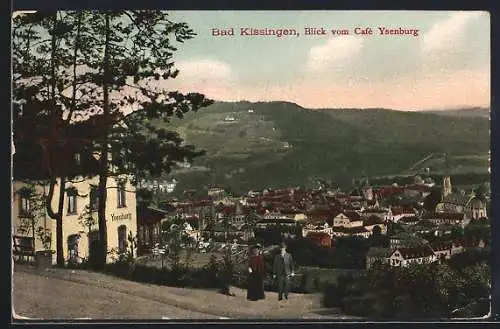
xmin=323 ymin=259 xmax=490 ymax=319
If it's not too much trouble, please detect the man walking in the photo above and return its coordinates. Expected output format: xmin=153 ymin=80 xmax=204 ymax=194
xmin=272 ymin=242 xmax=295 ymax=301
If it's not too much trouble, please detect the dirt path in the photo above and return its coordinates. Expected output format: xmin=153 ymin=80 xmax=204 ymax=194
xmin=13 ymin=271 xmax=218 ymax=320
xmin=13 ymin=265 xmax=349 ymax=320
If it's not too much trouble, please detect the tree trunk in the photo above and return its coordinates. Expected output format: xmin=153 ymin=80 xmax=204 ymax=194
xmin=42 ymin=13 xmax=66 ymax=267
xmin=56 ymin=177 xmax=66 ymax=266
xmin=96 ymin=13 xmax=111 ymax=269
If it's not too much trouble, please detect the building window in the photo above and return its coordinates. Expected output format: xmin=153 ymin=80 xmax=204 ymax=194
xmin=74 ymin=153 xmax=81 ymax=165
xmin=19 ymin=195 xmax=31 ymax=217
xmin=118 ymin=225 xmax=127 ymax=254
xmin=117 ymin=183 xmax=126 ymax=208
xmin=67 ymin=190 xmax=77 ymax=215
xmin=89 ymin=187 xmax=99 ymax=212
xmin=68 ymin=234 xmax=79 ymax=263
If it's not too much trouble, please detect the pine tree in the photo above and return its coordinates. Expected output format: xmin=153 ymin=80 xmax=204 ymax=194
xmin=12 ymin=11 xmax=213 ymax=268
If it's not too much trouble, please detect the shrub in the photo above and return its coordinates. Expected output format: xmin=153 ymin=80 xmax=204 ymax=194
xmin=218 ymin=250 xmax=234 ymax=295
xmin=341 ymin=295 xmax=371 ymax=316
xmin=322 ymin=262 xmax=490 ymax=319
xmin=322 ymin=282 xmax=341 ymax=308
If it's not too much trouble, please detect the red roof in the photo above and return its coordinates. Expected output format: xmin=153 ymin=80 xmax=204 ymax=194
xmin=281 ymin=209 xmax=303 ymax=215
xmin=220 ymin=205 xmax=236 ymax=216
xmin=308 ymin=207 xmax=342 ymax=219
xmin=451 ymin=238 xmax=466 ymax=247
xmin=375 ymin=186 xmax=405 ymax=198
xmin=405 ymin=184 xmax=432 ymax=193
xmin=332 ymin=226 xmax=369 ymax=234
xmin=306 ymin=232 xmax=331 ymax=239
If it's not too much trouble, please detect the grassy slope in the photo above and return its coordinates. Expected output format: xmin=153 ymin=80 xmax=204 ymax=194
xmin=160 ymin=101 xmax=489 ymax=194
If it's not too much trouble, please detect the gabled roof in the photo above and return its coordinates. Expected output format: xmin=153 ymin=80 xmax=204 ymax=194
xmin=136 ymin=205 xmax=169 ymax=224
xmin=335 ymin=210 xmax=363 ymax=222
xmin=392 ymin=245 xmax=435 ymax=259
xmin=363 ymin=215 xmax=385 ymax=227
xmin=430 ymin=241 xmax=453 ymax=252
xmin=469 ymin=197 xmax=486 ymax=208
xmin=375 ymin=186 xmax=405 ymax=198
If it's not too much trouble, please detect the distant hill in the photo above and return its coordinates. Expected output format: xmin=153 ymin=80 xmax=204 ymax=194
xmin=153 ymin=101 xmax=489 ymax=195
xmin=425 ymin=107 xmax=490 ymax=119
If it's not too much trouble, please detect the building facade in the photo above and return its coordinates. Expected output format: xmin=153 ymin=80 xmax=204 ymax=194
xmin=388 ymin=246 xmax=437 ymax=267
xmin=12 ymin=176 xmax=137 ymax=264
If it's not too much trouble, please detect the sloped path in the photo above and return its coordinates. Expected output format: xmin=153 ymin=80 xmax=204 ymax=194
xmin=13 ymin=265 xmax=350 ymax=320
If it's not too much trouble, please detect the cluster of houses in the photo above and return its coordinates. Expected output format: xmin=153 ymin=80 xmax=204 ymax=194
xmin=134 ymin=175 xmax=488 ymax=259
xmin=13 ymin=168 xmax=489 ymax=267
xmin=364 ymin=236 xmax=483 ymax=270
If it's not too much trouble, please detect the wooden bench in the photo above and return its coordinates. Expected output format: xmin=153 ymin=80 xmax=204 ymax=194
xmin=13 ymin=235 xmax=35 ymax=263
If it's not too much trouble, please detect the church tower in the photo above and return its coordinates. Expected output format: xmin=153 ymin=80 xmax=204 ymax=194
xmin=442 ymin=176 xmax=452 ymax=198
xmin=442 ymin=153 xmax=452 ymax=198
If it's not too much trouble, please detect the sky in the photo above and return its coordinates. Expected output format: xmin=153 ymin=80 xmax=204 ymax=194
xmin=158 ymin=11 xmax=490 ymax=111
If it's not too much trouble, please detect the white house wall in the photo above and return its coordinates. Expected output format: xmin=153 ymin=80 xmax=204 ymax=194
xmin=12 ymin=176 xmax=137 ymax=264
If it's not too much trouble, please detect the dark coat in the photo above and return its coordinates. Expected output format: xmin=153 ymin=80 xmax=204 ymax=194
xmin=273 ymin=252 xmax=294 ymax=277
xmin=247 ymin=255 xmax=265 ymax=301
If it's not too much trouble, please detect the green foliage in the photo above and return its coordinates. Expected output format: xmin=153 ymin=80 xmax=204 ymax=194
xmin=464 ymin=221 xmax=490 ymax=245
xmin=36 ymin=227 xmax=52 ymax=251
xmin=473 ymin=182 xmax=490 ymax=201
xmin=16 ymin=183 xmax=53 ymax=251
xmin=368 ymin=231 xmax=390 ymax=248
xmin=120 ymin=231 xmax=138 ymax=262
xmin=13 ymin=11 xmax=213 ymax=268
xmin=77 ymin=205 xmax=97 ymax=234
xmin=423 ymin=186 xmax=443 ymax=211
xmin=333 ymin=236 xmax=370 ymax=269
xmin=450 ymin=226 xmax=465 ymax=239
xmin=322 ymin=262 xmax=490 ymax=319
xmin=387 ymin=221 xmax=405 ymax=236
xmin=447 ymin=249 xmax=489 ymax=269
xmin=219 ymin=248 xmax=235 ymax=295
xmin=163 ymin=222 xmax=183 ymax=270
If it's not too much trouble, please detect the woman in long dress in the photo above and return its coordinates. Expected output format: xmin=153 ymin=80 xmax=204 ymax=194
xmin=247 ymin=244 xmax=265 ymax=301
